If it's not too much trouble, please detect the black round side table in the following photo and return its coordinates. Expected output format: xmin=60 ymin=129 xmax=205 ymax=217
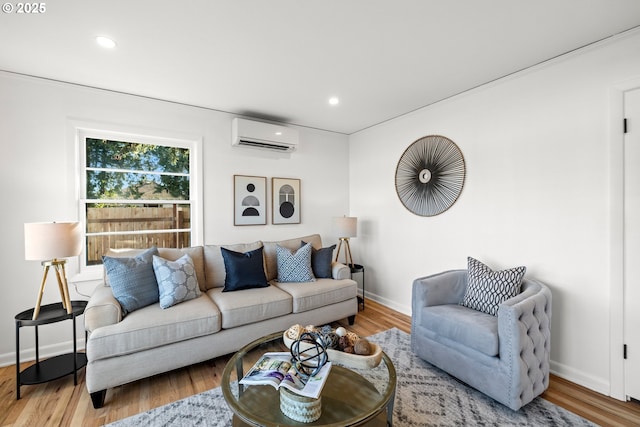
xmin=15 ymin=300 xmax=88 ymax=399
xmin=350 ymin=264 xmax=365 ymax=310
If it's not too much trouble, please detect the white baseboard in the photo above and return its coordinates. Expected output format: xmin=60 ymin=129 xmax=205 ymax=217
xmin=550 ymin=359 xmax=611 ymax=397
xmin=363 ymin=290 xmax=411 ymax=316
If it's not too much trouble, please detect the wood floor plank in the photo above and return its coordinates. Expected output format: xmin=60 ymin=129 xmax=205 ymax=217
xmin=0 ymin=299 xmax=638 ymax=426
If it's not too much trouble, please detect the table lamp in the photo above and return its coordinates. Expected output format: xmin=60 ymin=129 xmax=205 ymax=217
xmin=333 ymin=216 xmax=357 ymax=268
xmin=24 ymin=222 xmax=82 ymax=320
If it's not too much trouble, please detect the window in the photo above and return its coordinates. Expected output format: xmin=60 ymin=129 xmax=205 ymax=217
xmin=77 ymin=127 xmax=202 ymax=276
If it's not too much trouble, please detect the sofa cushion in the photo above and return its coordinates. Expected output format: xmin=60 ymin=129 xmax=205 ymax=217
xmin=103 ymin=246 xmax=159 ymax=315
xmin=460 ymin=257 xmax=526 ymax=316
xmin=207 ymin=286 xmax=292 ymax=329
xmin=203 ymin=241 xmax=264 ymax=289
xmin=302 ymin=241 xmax=336 ymax=279
xmin=263 ymin=234 xmax=322 ymax=281
xmin=274 ymin=278 xmax=357 ymax=313
xmin=221 ymin=246 xmax=269 ymax=292
xmin=421 ymin=304 xmax=499 ymax=357
xmin=86 ymin=294 xmax=221 ymax=361
xmin=276 ymin=242 xmax=315 ymax=283
xmin=153 ymin=254 xmax=202 ymax=309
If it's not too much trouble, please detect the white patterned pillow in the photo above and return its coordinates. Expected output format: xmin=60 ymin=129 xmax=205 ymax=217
xmin=460 ymin=257 xmax=526 ymax=316
xmin=153 ymin=254 xmax=202 ymax=309
xmin=276 ymin=242 xmax=316 ymax=283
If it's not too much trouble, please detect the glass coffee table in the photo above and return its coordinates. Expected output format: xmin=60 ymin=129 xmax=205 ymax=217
xmin=221 ymin=331 xmax=396 ymax=426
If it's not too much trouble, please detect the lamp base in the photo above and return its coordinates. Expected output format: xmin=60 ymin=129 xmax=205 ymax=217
xmin=33 ymin=259 xmax=72 ymax=320
xmin=335 ymin=238 xmax=354 ymax=268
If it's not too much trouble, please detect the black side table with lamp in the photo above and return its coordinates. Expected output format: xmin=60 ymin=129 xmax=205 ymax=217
xmin=15 ymin=300 xmax=88 ymax=399
xmin=333 ymin=216 xmax=365 ymax=310
xmin=350 ymin=264 xmax=365 ymax=310
xmin=19 ymin=221 xmax=86 ymax=399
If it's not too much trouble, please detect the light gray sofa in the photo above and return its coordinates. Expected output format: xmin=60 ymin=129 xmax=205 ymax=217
xmin=411 ymin=270 xmax=552 ymax=411
xmin=84 ymin=234 xmax=357 ymax=408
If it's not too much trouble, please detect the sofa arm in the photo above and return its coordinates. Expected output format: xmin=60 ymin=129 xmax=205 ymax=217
xmin=498 ymin=279 xmax=552 ymax=408
xmin=84 ymin=284 xmax=123 ymax=334
xmin=332 ymin=262 xmax=351 ymax=280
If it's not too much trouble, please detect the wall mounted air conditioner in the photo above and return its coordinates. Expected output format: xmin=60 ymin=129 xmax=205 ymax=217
xmin=232 ymin=118 xmax=298 ymax=152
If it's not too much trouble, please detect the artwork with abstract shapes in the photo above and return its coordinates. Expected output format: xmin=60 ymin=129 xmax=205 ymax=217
xmin=234 ymin=175 xmax=267 ymax=225
xmin=272 ymin=177 xmax=301 ymax=224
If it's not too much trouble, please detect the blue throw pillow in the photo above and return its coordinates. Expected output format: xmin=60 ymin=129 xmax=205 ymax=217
xmin=221 ymin=246 xmax=269 ymax=292
xmin=153 ymin=254 xmax=202 ymax=309
xmin=301 ymin=240 xmax=336 ymax=279
xmin=277 ymin=242 xmax=315 ymax=283
xmin=103 ymin=246 xmax=159 ymax=315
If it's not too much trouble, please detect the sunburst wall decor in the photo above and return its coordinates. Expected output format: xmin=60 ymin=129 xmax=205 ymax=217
xmin=395 ymin=135 xmax=466 ymax=216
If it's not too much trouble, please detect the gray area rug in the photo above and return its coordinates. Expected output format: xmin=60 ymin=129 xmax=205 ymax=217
xmin=106 ymin=328 xmax=596 ymax=426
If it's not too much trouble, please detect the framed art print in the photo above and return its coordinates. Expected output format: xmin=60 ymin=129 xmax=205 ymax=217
xmin=272 ymin=177 xmax=300 ymax=224
xmin=234 ymin=175 xmax=267 ymax=225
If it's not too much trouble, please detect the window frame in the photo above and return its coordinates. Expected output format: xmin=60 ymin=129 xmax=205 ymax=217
xmin=74 ymin=124 xmax=203 ymax=282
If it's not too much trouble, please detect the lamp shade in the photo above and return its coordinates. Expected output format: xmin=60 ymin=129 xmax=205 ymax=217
xmin=334 ymin=216 xmax=357 ymax=238
xmin=24 ymin=222 xmax=82 ymax=261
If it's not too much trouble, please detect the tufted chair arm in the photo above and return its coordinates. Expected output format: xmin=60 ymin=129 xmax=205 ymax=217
xmin=498 ymin=279 xmax=552 ymax=410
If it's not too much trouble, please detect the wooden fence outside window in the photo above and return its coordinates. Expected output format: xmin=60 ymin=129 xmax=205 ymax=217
xmin=86 ymin=205 xmax=190 ymax=265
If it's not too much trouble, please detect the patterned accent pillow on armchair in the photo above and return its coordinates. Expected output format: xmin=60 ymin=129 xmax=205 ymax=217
xmin=460 ymin=256 xmax=526 ymax=316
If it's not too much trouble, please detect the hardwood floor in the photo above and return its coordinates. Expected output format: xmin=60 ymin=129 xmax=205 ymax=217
xmin=1 ymin=299 xmax=639 ymax=426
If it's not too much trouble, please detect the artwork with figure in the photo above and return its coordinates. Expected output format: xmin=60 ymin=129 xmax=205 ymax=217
xmin=234 ymin=175 xmax=267 ymax=225
xmin=272 ymin=178 xmax=300 ymax=224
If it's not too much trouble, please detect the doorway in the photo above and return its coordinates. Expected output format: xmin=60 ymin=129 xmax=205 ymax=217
xmin=610 ymin=78 xmax=640 ymax=402
xmin=623 ymin=87 xmax=640 ymax=402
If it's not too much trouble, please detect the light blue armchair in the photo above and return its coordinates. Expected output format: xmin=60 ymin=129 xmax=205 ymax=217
xmin=411 ymin=270 xmax=552 ymax=410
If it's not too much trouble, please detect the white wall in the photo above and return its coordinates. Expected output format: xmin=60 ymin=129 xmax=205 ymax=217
xmin=348 ymin=29 xmax=640 ymax=395
xmin=0 ymin=73 xmax=350 ymax=366
xmin=4 ymin=29 xmax=640 ymax=400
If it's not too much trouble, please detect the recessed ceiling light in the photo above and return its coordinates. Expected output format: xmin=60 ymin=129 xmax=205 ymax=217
xmin=328 ymin=97 xmax=340 ymax=106
xmin=96 ymin=36 xmax=117 ymax=49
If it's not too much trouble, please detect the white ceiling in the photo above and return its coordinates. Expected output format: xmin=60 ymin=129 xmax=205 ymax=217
xmin=2 ymin=1 xmax=640 ymax=134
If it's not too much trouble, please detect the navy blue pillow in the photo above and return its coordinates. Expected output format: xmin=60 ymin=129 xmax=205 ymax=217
xmin=221 ymin=246 xmax=269 ymax=292
xmin=301 ymin=241 xmax=336 ymax=279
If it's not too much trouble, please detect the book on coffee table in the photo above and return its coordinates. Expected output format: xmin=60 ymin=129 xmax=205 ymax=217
xmin=239 ymin=352 xmax=331 ymax=399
